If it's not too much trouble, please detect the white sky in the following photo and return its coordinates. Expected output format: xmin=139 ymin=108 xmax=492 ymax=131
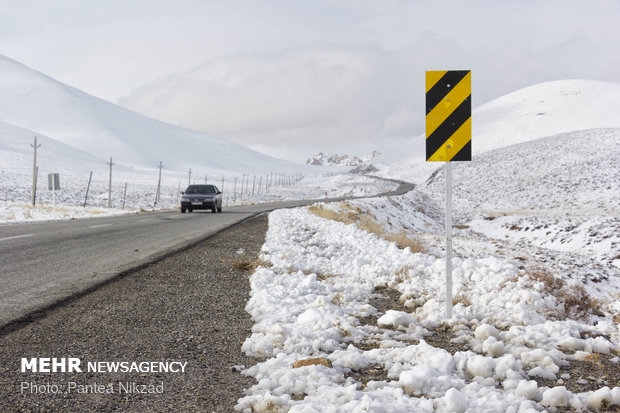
xmin=2 ymin=0 xmax=620 ymax=161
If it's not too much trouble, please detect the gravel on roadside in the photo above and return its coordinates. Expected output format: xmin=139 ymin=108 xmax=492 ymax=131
xmin=0 ymin=213 xmax=268 ymax=412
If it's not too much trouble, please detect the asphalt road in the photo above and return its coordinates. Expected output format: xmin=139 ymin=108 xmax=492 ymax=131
xmin=0 ymin=179 xmax=414 ymax=331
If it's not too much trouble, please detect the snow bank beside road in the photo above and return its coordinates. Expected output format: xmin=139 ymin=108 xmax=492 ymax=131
xmin=237 ymin=194 xmax=620 ymax=412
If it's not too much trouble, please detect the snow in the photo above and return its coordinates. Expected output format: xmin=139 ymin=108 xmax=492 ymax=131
xmin=237 ymin=196 xmax=619 ymax=411
xmin=1 ymin=53 xmax=619 ymax=411
xmin=540 ymin=386 xmax=570 ymax=407
xmin=443 ymin=388 xmax=467 ymax=413
xmin=514 ymin=380 xmax=540 ymax=401
xmin=237 ymin=79 xmax=620 ymax=411
xmin=377 ymin=311 xmax=419 ymax=329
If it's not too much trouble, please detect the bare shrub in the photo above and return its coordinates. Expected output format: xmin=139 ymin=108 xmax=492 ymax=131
xmin=524 ymin=267 xmax=600 ymax=320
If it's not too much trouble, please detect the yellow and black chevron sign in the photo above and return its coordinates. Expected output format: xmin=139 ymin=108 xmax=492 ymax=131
xmin=426 ymin=70 xmax=471 ymax=162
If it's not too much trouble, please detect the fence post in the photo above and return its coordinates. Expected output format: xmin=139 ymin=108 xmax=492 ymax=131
xmin=122 ymin=182 xmax=128 ymax=209
xmin=233 ymin=177 xmax=237 ymax=203
xmin=84 ymin=171 xmax=93 ymax=208
xmin=107 ymin=157 xmax=114 ymax=208
xmin=31 ymin=137 xmax=41 ymax=206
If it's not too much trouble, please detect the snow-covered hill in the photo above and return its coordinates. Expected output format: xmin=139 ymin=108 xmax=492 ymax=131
xmin=0 ymin=55 xmax=297 ymax=174
xmin=425 ymin=128 xmax=619 ymax=278
xmin=378 ymin=79 xmax=620 ymax=286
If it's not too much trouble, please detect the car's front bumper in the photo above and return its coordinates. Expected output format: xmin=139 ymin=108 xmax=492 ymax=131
xmin=181 ymin=199 xmax=217 ymax=209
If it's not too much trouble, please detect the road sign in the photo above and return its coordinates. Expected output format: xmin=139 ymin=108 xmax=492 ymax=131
xmin=48 ymin=173 xmax=60 ymax=191
xmin=425 ymin=70 xmax=471 ymax=320
xmin=426 ymin=70 xmax=471 ymax=162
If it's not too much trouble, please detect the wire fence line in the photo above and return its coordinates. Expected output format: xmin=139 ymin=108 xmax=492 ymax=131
xmin=1 ymin=161 xmax=304 ymax=210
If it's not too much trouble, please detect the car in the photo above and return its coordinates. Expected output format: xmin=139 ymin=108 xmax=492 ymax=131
xmin=180 ymin=184 xmax=222 ymax=213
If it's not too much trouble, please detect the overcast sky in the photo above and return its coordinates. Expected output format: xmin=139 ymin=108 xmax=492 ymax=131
xmin=2 ymin=0 xmax=620 ymax=161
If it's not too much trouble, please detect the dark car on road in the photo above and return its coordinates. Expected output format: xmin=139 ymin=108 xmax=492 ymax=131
xmin=180 ymin=184 xmax=222 ymax=213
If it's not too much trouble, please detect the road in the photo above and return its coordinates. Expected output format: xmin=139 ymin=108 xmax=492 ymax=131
xmin=0 ymin=179 xmax=414 ymax=330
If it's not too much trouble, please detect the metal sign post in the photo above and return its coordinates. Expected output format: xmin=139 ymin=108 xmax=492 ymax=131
xmin=426 ymin=70 xmax=471 ymax=320
xmin=445 ymin=162 xmax=453 ymax=319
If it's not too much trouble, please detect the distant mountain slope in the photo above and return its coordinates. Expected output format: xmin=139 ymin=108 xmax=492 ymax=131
xmin=0 ymin=55 xmax=297 ymax=173
xmin=473 ymin=79 xmax=620 ymax=154
xmin=306 ymin=151 xmax=380 ymax=166
xmin=0 ymin=121 xmax=105 ymax=167
xmin=382 ymin=79 xmax=620 ymax=183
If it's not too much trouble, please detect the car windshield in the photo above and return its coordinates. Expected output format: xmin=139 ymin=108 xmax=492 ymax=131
xmin=185 ymin=185 xmax=216 ymax=194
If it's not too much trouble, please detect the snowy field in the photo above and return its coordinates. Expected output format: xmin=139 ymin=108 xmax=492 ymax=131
xmin=236 ymin=128 xmax=619 ymax=412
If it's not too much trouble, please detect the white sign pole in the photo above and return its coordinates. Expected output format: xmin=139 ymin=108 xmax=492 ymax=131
xmin=445 ymin=161 xmax=453 ymax=319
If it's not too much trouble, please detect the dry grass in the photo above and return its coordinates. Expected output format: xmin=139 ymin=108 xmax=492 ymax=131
xmin=525 ymin=267 xmax=601 ymax=320
xmin=331 ymin=292 xmax=344 ymax=306
xmin=308 ymin=203 xmax=361 ymax=225
xmin=393 ymin=266 xmax=414 ymax=284
xmin=453 ymin=293 xmax=472 ymax=307
xmin=309 ymin=203 xmax=426 ymax=254
xmin=232 ymin=255 xmax=272 ymax=273
xmin=383 ymin=231 xmax=425 ymax=253
xmin=316 ymin=272 xmax=340 ymax=281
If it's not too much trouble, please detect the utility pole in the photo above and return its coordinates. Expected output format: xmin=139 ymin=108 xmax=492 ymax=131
xmin=31 ymin=137 xmax=41 ymax=206
xmin=107 ymin=157 xmax=114 ymax=208
xmin=188 ymin=168 xmax=192 ymax=186
xmin=205 ymin=175 xmax=208 ymax=184
xmin=258 ymin=176 xmax=262 ymax=195
xmin=252 ymin=175 xmax=256 ymax=196
xmin=155 ymin=161 xmax=164 ymax=205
